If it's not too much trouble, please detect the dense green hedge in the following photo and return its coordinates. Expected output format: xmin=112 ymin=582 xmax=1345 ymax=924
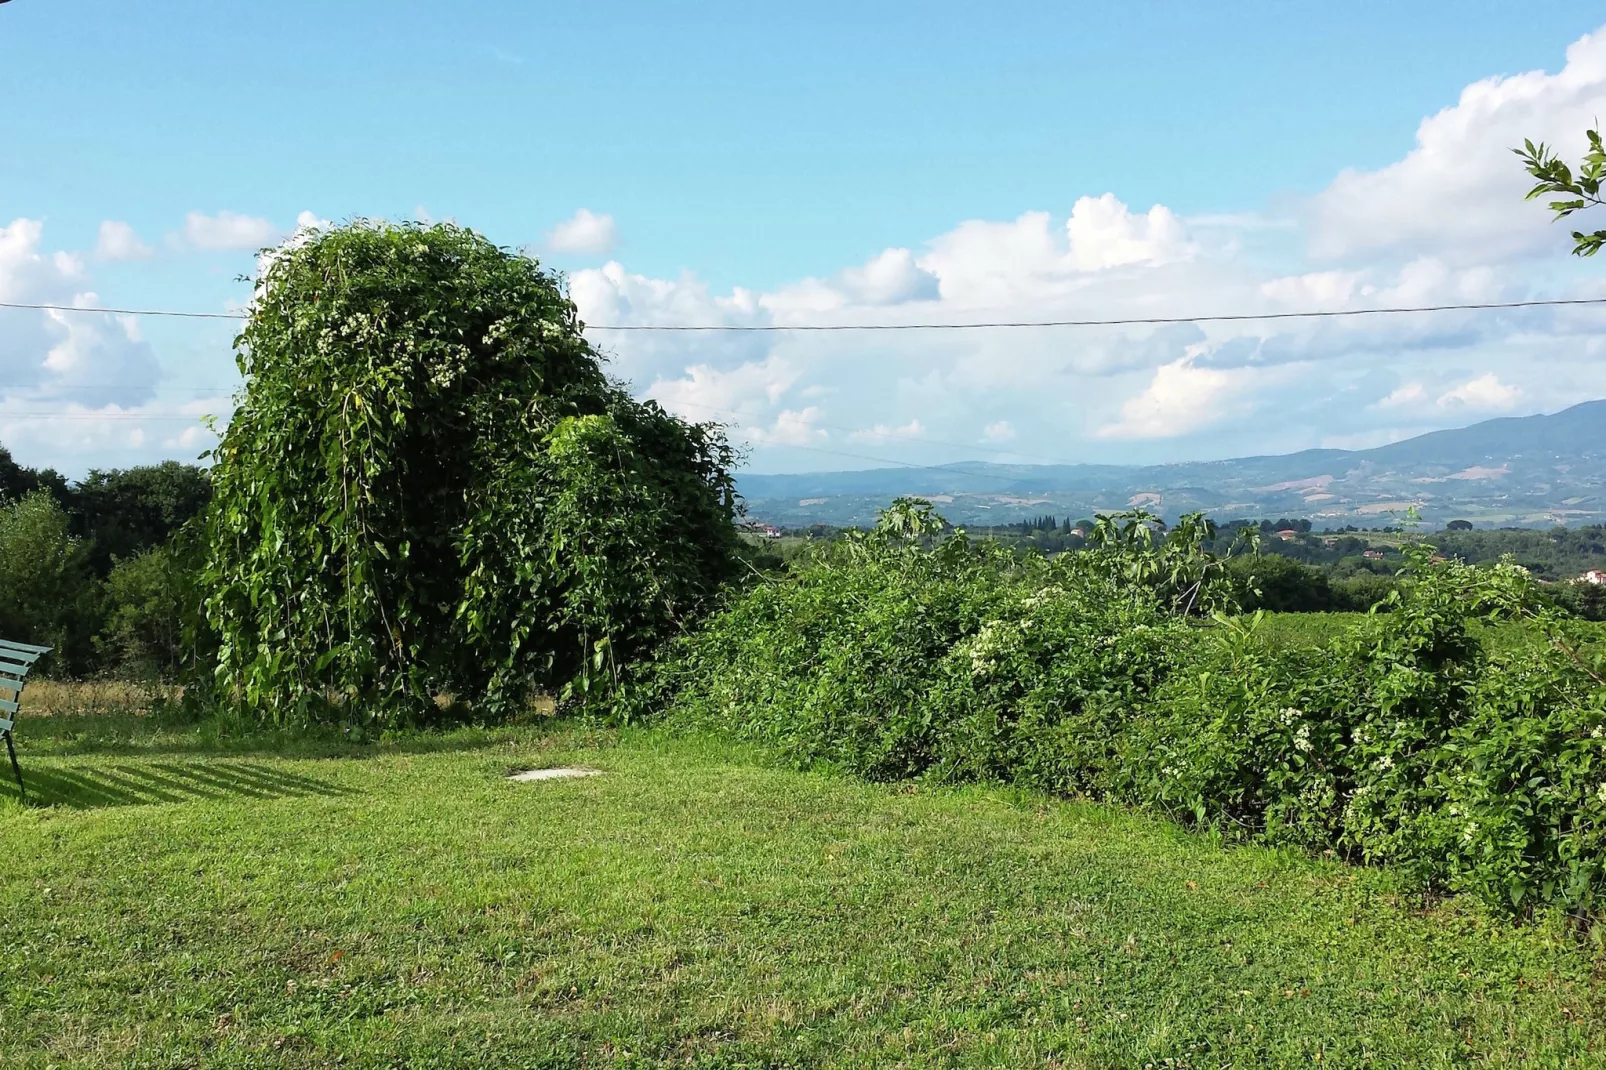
xmin=658 ymin=508 xmax=1606 ymax=919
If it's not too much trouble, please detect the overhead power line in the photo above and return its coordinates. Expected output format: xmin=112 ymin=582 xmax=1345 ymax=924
xmin=0 ymin=301 xmax=244 ymax=320
xmin=3 ymin=296 xmax=1606 ymax=330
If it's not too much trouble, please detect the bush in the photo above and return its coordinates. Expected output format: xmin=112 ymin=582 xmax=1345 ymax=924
xmin=1227 ymin=554 xmax=1337 ymax=612
xmin=659 ymin=508 xmax=1606 ymax=919
xmin=1332 ymin=572 xmax=1398 ymax=611
xmin=1149 ymin=554 xmax=1606 ymax=916
xmin=96 ymin=539 xmax=200 ymax=681
xmin=657 ymin=503 xmax=1196 ymax=785
xmin=204 ymin=221 xmax=739 ymax=727
xmin=1553 ymin=579 xmax=1606 ymax=622
xmin=0 ymin=491 xmax=97 ymax=674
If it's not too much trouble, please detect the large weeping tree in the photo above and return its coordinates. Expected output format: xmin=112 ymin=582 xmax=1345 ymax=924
xmin=203 ymin=221 xmax=740 ymax=726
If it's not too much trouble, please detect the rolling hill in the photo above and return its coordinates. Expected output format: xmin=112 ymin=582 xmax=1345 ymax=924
xmin=737 ymin=400 xmax=1606 ymax=528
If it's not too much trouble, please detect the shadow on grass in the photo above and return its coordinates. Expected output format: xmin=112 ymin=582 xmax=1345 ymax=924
xmin=20 ymin=715 xmax=565 ymax=762
xmin=6 ymin=758 xmax=359 ymax=810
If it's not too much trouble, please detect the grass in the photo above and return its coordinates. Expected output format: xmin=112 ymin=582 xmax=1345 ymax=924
xmin=1251 ymin=611 xmax=1606 ymax=656
xmin=3 ymin=694 xmax=1605 ymax=1067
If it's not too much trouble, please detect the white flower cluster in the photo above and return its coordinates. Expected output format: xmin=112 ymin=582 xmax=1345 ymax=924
xmin=1375 ymin=755 xmax=1395 ymax=772
xmin=969 ymin=620 xmax=1020 ymax=678
xmin=1277 ymin=707 xmax=1301 ymax=727
xmin=1022 ymin=585 xmax=1065 ymax=609
xmin=1597 ymin=783 xmax=1606 ymax=806
xmin=1293 ymin=724 xmax=1314 ymax=754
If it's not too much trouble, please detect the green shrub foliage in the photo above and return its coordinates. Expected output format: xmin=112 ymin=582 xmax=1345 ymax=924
xmin=0 ymin=491 xmax=97 ymax=674
xmin=661 ymin=501 xmax=1606 ymax=919
xmin=96 ymin=538 xmax=202 ymax=681
xmin=204 ymin=221 xmax=739 ymax=725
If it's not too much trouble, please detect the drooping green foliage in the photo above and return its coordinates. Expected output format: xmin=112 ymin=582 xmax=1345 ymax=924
xmin=204 ymin=221 xmax=739 ymax=726
xmin=660 ymin=500 xmax=1606 ymax=918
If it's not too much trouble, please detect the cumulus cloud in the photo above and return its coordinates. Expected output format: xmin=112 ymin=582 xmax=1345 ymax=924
xmin=0 ymin=219 xmax=162 ymax=410
xmin=295 ymin=210 xmax=332 ymax=233
xmin=546 ymin=209 xmax=618 ymax=256
xmin=1438 ymin=372 xmax=1523 ymax=411
xmin=848 ymin=419 xmax=924 ymax=444
xmin=175 ymin=210 xmax=280 ymax=251
xmin=93 ymin=221 xmax=153 ymax=262
xmin=645 ymin=355 xmax=798 ymax=425
xmin=1377 ymin=381 xmax=1428 ymax=409
xmin=0 ymin=393 xmax=231 ymax=473
xmin=1094 ymin=353 xmax=1256 ymax=440
xmin=747 ymin=407 xmax=828 ymax=447
xmin=1309 ymin=28 xmax=1606 ymax=262
xmin=1065 ymin=194 xmax=1190 ymax=271
xmin=839 ymin=249 xmax=940 ymax=305
xmin=982 ymin=420 xmax=1016 ymax=442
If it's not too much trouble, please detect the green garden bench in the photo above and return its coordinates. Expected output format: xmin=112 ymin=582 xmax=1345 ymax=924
xmin=0 ymin=639 xmax=52 ymax=800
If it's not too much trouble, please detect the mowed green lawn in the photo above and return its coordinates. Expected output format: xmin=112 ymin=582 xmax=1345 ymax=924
xmin=3 ymin=705 xmax=1604 ymax=1068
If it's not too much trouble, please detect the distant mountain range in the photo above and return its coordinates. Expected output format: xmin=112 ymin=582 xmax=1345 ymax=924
xmin=736 ymin=400 xmax=1606 ymax=529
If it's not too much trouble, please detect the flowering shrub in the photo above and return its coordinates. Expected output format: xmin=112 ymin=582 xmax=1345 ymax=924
xmin=658 ymin=503 xmax=1606 ymax=920
xmin=653 ymin=500 xmax=1197 ymax=781
xmin=1148 ymin=551 xmax=1606 ymax=916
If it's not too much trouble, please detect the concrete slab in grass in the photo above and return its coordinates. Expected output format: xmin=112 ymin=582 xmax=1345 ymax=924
xmin=507 ymin=767 xmax=601 ymax=783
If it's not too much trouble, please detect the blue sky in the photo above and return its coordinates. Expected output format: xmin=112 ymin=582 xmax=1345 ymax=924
xmin=3 ymin=2 xmax=1606 ymax=475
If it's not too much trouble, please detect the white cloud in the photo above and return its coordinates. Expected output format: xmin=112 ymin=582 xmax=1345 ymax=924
xmin=1377 ymin=381 xmax=1428 ymax=409
xmin=1438 ymin=372 xmax=1523 ymax=411
xmin=848 ymin=418 xmax=924 ymax=444
xmin=0 ymin=219 xmax=162 ymax=411
xmin=645 ymin=355 xmax=798 ymax=425
xmin=0 ymin=394 xmax=231 ymax=472
xmin=93 ymin=221 xmax=153 ymax=262
xmin=547 ymin=209 xmax=618 ymax=256
xmin=1065 ymin=193 xmax=1190 ymax=271
xmin=176 ymin=210 xmax=280 ymax=251
xmin=982 ymin=420 xmax=1016 ymax=442
xmin=839 ymin=249 xmax=940 ymax=305
xmin=1094 ymin=354 xmax=1256 ymax=440
xmin=1309 ymin=28 xmax=1606 ymax=262
xmin=747 ymin=407 xmax=828 ymax=447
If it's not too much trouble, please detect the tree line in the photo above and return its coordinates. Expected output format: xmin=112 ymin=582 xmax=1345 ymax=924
xmin=0 ymin=454 xmax=211 ymax=677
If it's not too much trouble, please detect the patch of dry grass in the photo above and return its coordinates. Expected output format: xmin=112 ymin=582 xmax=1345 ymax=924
xmin=21 ymin=679 xmax=174 ymax=718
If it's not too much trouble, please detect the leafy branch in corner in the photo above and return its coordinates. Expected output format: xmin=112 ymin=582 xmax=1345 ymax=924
xmin=1515 ymin=128 xmax=1606 ymax=256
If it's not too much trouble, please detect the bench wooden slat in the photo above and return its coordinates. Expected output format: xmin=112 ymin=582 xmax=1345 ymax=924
xmin=0 ymin=639 xmax=51 ymax=656
xmin=0 ymin=637 xmax=52 ymax=800
xmin=0 ymin=651 xmax=45 ymax=670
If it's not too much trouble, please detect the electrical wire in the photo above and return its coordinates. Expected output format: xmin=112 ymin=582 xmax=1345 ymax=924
xmin=4 ymin=295 xmax=1605 ymax=330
